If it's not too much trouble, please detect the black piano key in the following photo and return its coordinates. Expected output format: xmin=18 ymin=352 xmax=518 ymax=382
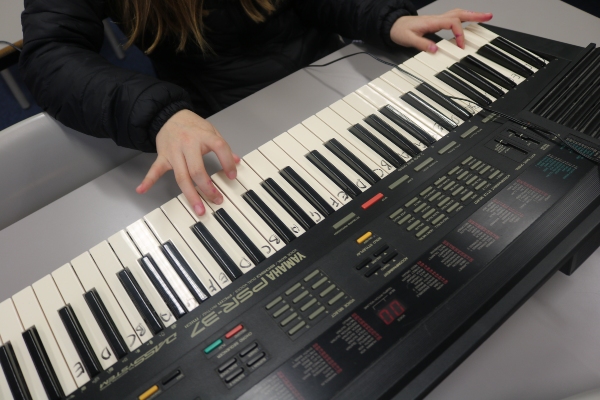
xmin=378 ymin=105 xmax=436 ymax=146
xmin=22 ymin=328 xmax=63 ymax=400
xmin=161 ymin=241 xmax=211 ymax=303
xmin=448 ymin=63 xmax=505 ymax=98
xmin=415 ymin=82 xmax=473 ymax=120
xmin=460 ymin=55 xmax=516 ymax=90
xmin=306 ymin=150 xmax=362 ymax=198
xmin=435 ymin=70 xmax=492 ymax=106
xmin=58 ymin=305 xmax=102 ymax=378
xmin=262 ymin=178 xmax=316 ymax=231
xmin=138 ymin=255 xmax=186 ymax=319
xmin=83 ymin=289 xmax=128 ymax=360
xmin=0 ymin=342 xmax=32 ymax=400
xmin=280 ymin=166 xmax=334 ymax=216
xmin=348 ymin=124 xmax=405 ymax=168
xmin=364 ymin=114 xmax=422 ymax=156
xmin=192 ymin=221 xmax=245 ymax=280
xmin=117 ymin=268 xmax=163 ymax=335
xmin=242 ymin=190 xmax=296 ymax=244
xmin=399 ymin=92 xmax=459 ymax=131
xmin=213 ymin=209 xmax=266 ymax=265
xmin=324 ymin=138 xmax=381 ymax=185
xmin=477 ymin=44 xmax=534 ymax=77
xmin=490 ymin=36 xmax=546 ymax=68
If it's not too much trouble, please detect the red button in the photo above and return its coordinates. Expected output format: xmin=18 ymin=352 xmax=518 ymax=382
xmin=225 ymin=324 xmax=244 ymax=339
xmin=361 ymin=193 xmax=384 ymax=210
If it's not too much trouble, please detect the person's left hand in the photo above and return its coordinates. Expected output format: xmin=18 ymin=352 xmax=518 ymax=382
xmin=390 ymin=9 xmax=493 ymax=53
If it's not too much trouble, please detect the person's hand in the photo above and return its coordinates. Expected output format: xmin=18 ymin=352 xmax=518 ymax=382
xmin=390 ymin=9 xmax=493 ymax=53
xmin=136 ymin=109 xmax=240 ymax=216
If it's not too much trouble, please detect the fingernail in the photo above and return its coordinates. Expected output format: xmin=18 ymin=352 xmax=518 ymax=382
xmin=428 ymin=43 xmax=438 ymax=53
xmin=214 ymin=196 xmax=223 ymax=205
xmin=194 ymin=204 xmax=204 ymax=215
xmin=227 ymin=171 xmax=236 ymax=179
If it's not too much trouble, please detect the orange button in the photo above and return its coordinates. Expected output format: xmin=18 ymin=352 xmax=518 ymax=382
xmin=362 ymin=193 xmax=384 ymax=210
xmin=225 ymin=324 xmax=244 ymax=339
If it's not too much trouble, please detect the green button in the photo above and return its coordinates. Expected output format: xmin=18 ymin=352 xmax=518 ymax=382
xmin=265 ymin=296 xmax=282 ymax=310
xmin=457 ymin=171 xmax=469 ymax=180
xmin=420 ymin=186 xmax=433 ymax=197
xmin=479 ymin=165 xmax=491 ymax=175
xmin=475 ymin=181 xmax=487 ymax=190
xmin=312 ymin=277 xmax=328 ymax=290
xmin=414 ymin=157 xmax=434 ymax=172
xmin=405 ymin=197 xmax=419 ymax=207
xmin=470 ymin=160 xmax=482 ymax=170
xmin=438 ymin=197 xmax=450 ymax=207
xmin=461 ymin=126 xmax=478 ymax=138
xmin=466 ymin=176 xmax=477 ymax=185
xmin=407 ymin=220 xmax=421 ymax=231
xmin=389 ymin=208 xmax=404 ymax=220
xmin=461 ymin=191 xmax=473 ymax=202
xmin=428 ymin=191 xmax=441 ymax=202
xmin=443 ymin=181 xmax=455 ymax=191
xmin=285 ymin=283 xmax=301 ymax=296
xmin=489 ymin=170 xmax=500 ymax=179
xmin=461 ymin=156 xmax=474 ymax=165
xmin=452 ymin=186 xmax=464 ymax=196
xmin=398 ymin=214 xmax=412 ymax=225
xmin=447 ymin=203 xmax=460 ymax=213
xmin=448 ymin=166 xmax=460 ymax=175
xmin=422 ymin=209 xmax=436 ymax=219
xmin=293 ymin=291 xmax=309 ymax=304
xmin=204 ymin=339 xmax=223 ymax=354
xmin=416 ymin=226 xmax=430 ymax=238
xmin=328 ymin=292 xmax=345 ymax=306
xmin=288 ymin=321 xmax=306 ymax=336
xmin=280 ymin=312 xmax=298 ymax=327
xmin=434 ymin=176 xmax=447 ymax=186
xmin=309 ymin=306 xmax=326 ymax=320
xmin=273 ymin=304 xmax=290 ymax=318
xmin=438 ymin=141 xmax=457 ymax=154
xmin=389 ymin=175 xmax=409 ymax=190
xmin=333 ymin=213 xmax=356 ymax=230
xmin=320 ymin=284 xmax=336 ymax=298
xmin=414 ymin=203 xmax=427 ymax=213
xmin=432 ymin=214 xmax=446 ymax=225
xmin=301 ymin=298 xmax=317 ymax=312
xmin=304 ymin=270 xmax=320 ymax=282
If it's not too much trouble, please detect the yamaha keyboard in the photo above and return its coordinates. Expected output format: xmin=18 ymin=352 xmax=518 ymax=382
xmin=1 ymin=23 xmax=600 ymax=400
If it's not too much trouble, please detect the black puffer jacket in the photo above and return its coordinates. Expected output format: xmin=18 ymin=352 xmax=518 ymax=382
xmin=20 ymin=0 xmax=417 ymax=152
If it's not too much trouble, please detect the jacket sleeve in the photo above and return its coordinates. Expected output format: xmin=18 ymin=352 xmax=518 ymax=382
xmin=292 ymin=0 xmax=418 ymax=49
xmin=19 ymin=0 xmax=194 ymax=152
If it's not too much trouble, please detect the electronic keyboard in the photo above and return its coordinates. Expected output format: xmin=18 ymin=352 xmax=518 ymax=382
xmin=1 ymin=23 xmax=599 ymax=400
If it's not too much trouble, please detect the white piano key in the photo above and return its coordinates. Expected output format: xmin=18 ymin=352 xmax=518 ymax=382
xmin=31 ymin=275 xmax=90 ymax=387
xmin=343 ymin=90 xmax=430 ymax=150
xmin=414 ymin=50 xmax=502 ymax=98
xmin=126 ymin=219 xmax=199 ymax=312
xmin=363 ymin=73 xmax=467 ymax=126
xmin=0 ymin=351 xmax=13 ymax=400
xmin=301 ymin=114 xmax=389 ymax=178
xmin=88 ymin=241 xmax=152 ymax=344
xmin=272 ymin=132 xmax=353 ymax=205
xmin=234 ymin=160 xmax=306 ymax=237
xmin=257 ymin=140 xmax=347 ymax=211
xmin=436 ymin=39 xmax=526 ymax=85
xmin=211 ymin=171 xmax=288 ymax=250
xmin=200 ymin=188 xmax=275 ymax=259
xmin=177 ymin=193 xmax=257 ymax=272
xmin=465 ymin=24 xmax=548 ymax=65
xmin=12 ymin=287 xmax=78 ymax=396
xmin=144 ymin=207 xmax=222 ymax=295
xmin=395 ymin=59 xmax=483 ymax=115
xmin=0 ymin=299 xmax=49 ymax=400
xmin=108 ymin=231 xmax=175 ymax=327
xmin=70 ymin=252 xmax=142 ymax=352
xmin=357 ymin=80 xmax=446 ymax=143
xmin=244 ymin=149 xmax=324 ymax=224
xmin=288 ymin=124 xmax=372 ymax=193
xmin=461 ymin=29 xmax=539 ymax=72
xmin=51 ymin=264 xmax=118 ymax=370
xmin=161 ymin=197 xmax=233 ymax=289
xmin=329 ymin=99 xmax=414 ymax=161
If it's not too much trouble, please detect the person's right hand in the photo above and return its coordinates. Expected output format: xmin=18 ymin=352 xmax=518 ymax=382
xmin=136 ymin=109 xmax=240 ymax=216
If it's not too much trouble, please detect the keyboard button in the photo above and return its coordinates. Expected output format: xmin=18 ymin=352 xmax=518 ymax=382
xmin=83 ymin=290 xmax=128 ymax=360
xmin=57 ymin=305 xmax=102 ymax=378
xmin=117 ymin=269 xmax=163 ymax=335
xmin=0 ymin=340 xmax=32 ymax=400
xmin=21 ymin=328 xmax=63 ymax=400
xmin=242 ymin=190 xmax=296 ymax=244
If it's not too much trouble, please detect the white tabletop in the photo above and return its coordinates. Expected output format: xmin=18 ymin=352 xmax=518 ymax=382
xmin=0 ymin=0 xmax=24 ymax=49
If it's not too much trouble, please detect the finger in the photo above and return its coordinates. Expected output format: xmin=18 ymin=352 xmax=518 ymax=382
xmin=422 ymin=16 xmax=464 ymax=48
xmin=209 ymin=136 xmax=238 ymax=180
xmin=136 ymin=156 xmax=171 ymax=194
xmin=404 ymin=31 xmax=438 ymax=53
xmin=233 ymin=153 xmax=241 ymax=164
xmin=444 ymin=9 xmax=493 ymax=23
xmin=450 ymin=18 xmax=466 ymax=49
xmin=183 ymin=149 xmax=223 ymax=206
xmin=172 ymin=157 xmax=207 ymax=215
